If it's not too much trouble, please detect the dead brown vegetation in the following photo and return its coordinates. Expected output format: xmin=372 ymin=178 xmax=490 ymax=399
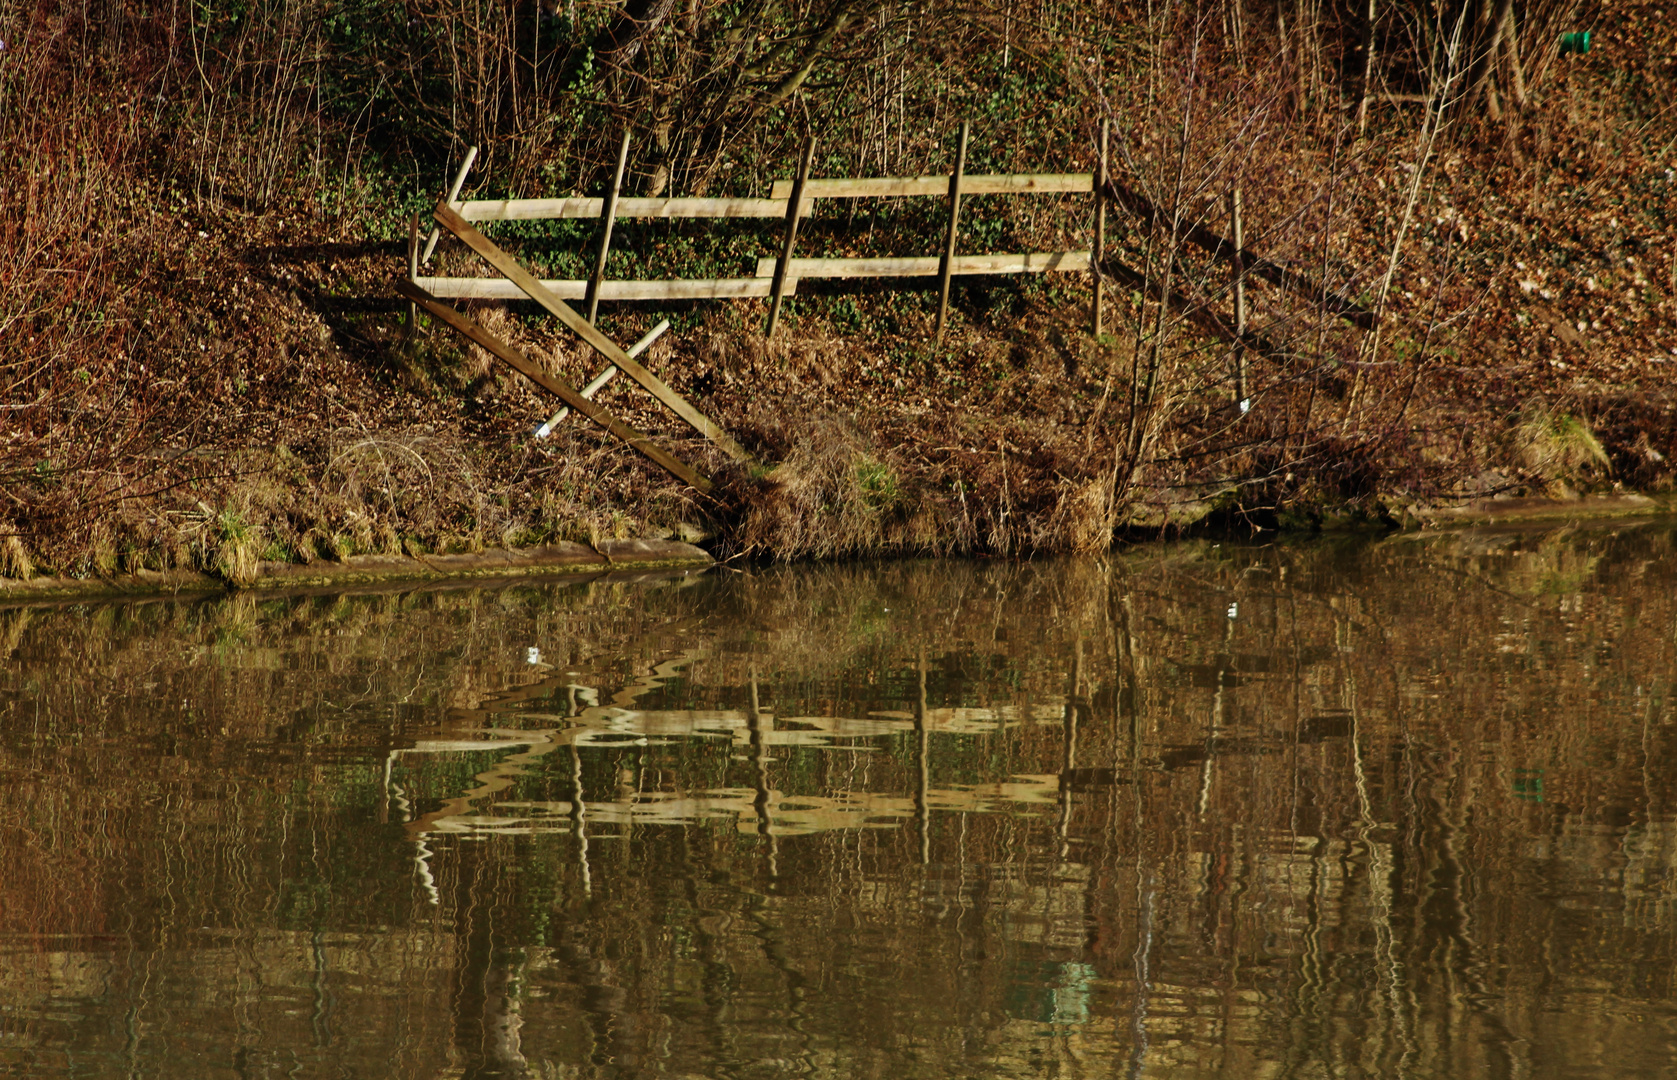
xmin=1 ymin=1 xmax=1674 ymax=582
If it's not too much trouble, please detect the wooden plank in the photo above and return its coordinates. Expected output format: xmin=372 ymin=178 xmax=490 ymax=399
xmin=616 ymin=197 xmax=790 ymax=218
xmin=416 ymin=276 xmax=782 ymax=300
xmin=423 ymin=251 xmax=1090 ymax=300
xmin=766 ymin=136 xmax=816 ymax=339
xmin=769 ymin=173 xmax=1094 ymax=199
xmin=432 ymin=201 xmax=758 ymax=467
xmin=459 ymin=197 xmax=600 ymax=220
xmin=587 ymin=132 xmax=631 ymax=323
xmin=936 ymin=122 xmax=971 ymax=343
xmin=751 ymin=252 xmax=1091 ymax=279
xmin=456 ymin=196 xmax=788 ymax=221
xmin=456 ymin=177 xmax=1089 ymax=221
xmin=394 ymin=280 xmax=711 ymax=492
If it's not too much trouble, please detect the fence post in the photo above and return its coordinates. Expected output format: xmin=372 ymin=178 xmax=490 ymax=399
xmin=1091 ymin=118 xmax=1109 ymax=337
xmin=766 ymin=136 xmax=817 ymax=339
xmin=1230 ymin=185 xmax=1249 ymax=407
xmin=935 ymin=122 xmax=970 ymax=344
xmin=407 ymin=213 xmax=420 ymax=336
xmin=587 ymin=132 xmax=632 ymax=325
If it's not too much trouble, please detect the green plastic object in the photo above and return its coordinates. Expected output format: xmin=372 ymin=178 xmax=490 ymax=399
xmin=1560 ymin=31 xmax=1591 ymax=54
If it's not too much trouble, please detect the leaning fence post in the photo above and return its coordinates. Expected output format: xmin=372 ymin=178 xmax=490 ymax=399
xmin=766 ymin=135 xmax=817 ymax=339
xmin=1230 ymin=184 xmax=1249 ymax=408
xmin=420 ymin=145 xmax=478 ymax=266
xmin=586 ymin=131 xmax=632 ymax=325
xmin=407 ymin=212 xmax=421 ymax=335
xmin=1091 ymin=118 xmax=1109 ymax=337
xmin=935 ymin=121 xmax=970 ymax=344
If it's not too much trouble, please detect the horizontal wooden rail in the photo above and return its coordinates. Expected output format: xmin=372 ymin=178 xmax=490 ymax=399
xmin=450 ymin=176 xmax=1091 ymax=222
xmin=419 ymin=251 xmax=1091 ymax=300
xmin=769 ymin=173 xmax=1093 ymax=200
xmin=752 ymin=251 xmax=1091 ymax=279
xmin=456 ymin=196 xmax=789 ymax=221
xmin=416 ymin=276 xmax=783 ymax=300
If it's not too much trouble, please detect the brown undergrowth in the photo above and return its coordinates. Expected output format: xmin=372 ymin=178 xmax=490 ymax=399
xmin=2 ymin=2 xmax=1675 ymax=585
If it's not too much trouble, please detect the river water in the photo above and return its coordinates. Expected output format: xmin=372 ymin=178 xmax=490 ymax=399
xmin=3 ymin=525 xmax=1676 ymax=1078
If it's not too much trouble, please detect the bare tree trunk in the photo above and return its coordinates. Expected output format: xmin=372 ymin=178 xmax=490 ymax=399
xmin=1505 ymin=3 xmax=1529 ymax=108
xmin=1228 ymin=0 xmax=1247 ymax=72
xmin=1356 ymin=0 xmax=1378 ymax=133
xmin=1229 ymin=185 xmax=1248 ymax=404
xmin=100 ymin=0 xmax=126 ymax=57
xmin=1468 ymin=0 xmax=1516 ymax=117
xmin=1349 ymin=9 xmax=1470 ymax=428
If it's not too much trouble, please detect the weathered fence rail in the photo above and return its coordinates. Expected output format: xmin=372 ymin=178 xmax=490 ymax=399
xmin=454 ymin=196 xmax=791 ymax=221
xmin=411 ymin=276 xmax=778 ymax=301
xmin=767 ymin=173 xmax=1093 ymax=198
xmin=752 ymin=252 xmax=1092 ymax=280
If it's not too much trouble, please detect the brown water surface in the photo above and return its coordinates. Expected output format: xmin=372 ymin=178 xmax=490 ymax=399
xmin=4 ymin=526 xmax=1677 ymax=1078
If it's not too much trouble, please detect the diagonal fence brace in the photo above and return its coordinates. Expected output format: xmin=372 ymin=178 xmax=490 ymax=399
xmin=1099 ymin=256 xmax=1284 ymax=359
xmin=396 ymin=279 xmax=712 ymax=493
xmin=430 ymin=201 xmax=758 ymax=469
xmin=1101 ymin=177 xmax=1378 ymax=331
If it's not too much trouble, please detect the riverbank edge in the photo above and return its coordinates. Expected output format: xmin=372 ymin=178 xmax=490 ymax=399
xmin=4 ymin=494 xmax=1674 ymax=608
xmin=1401 ymin=493 xmax=1675 ymax=527
xmin=0 ymin=539 xmax=714 ymax=607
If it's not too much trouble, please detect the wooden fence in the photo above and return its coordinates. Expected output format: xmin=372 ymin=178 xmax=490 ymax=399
xmin=397 ymin=125 xmax=1379 ymax=493
xmin=407 ymin=123 xmax=1106 ymax=342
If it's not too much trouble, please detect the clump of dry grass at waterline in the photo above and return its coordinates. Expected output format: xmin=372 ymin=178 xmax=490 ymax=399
xmin=0 ymin=429 xmax=704 ymax=587
xmin=722 ymin=416 xmax=973 ymax=561
xmin=0 ymin=532 xmax=34 ymax=582
xmin=714 ymin=411 xmax=1128 ymax=562
xmin=1510 ymin=400 xmax=1613 ymax=496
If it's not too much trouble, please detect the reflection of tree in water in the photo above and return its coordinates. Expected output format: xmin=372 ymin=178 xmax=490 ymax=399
xmin=3 ymin=527 xmax=1677 ymax=1076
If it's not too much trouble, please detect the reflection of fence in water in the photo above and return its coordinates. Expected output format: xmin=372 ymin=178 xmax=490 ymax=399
xmin=390 ymin=702 xmax=1073 ymax=839
xmin=486 ymin=778 xmax=1063 ymax=837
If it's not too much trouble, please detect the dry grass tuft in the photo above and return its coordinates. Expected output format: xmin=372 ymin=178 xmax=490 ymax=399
xmin=1513 ymin=402 xmax=1611 ymax=490
xmin=1057 ymin=479 xmax=1120 ymax=555
xmin=1 ymin=532 xmax=33 ymax=581
xmin=731 ymin=417 xmax=959 ymax=560
xmin=210 ymin=509 xmax=262 ymax=588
